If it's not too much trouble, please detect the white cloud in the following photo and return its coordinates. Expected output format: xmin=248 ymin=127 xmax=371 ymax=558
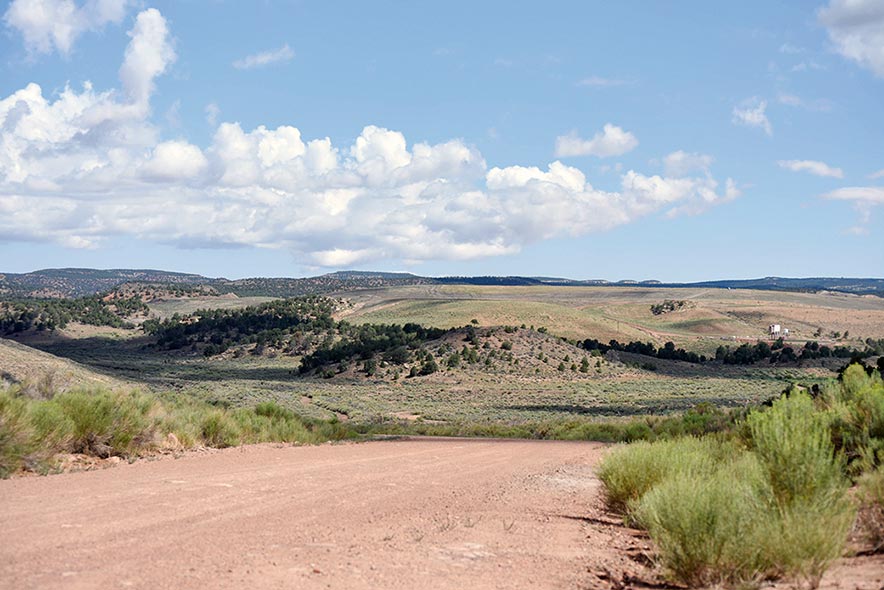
xmin=141 ymin=140 xmax=208 ymax=181
xmin=869 ymin=169 xmax=884 ymax=179
xmin=232 ymin=44 xmax=294 ymax=70
xmin=732 ymin=98 xmax=772 ymax=136
xmin=3 ymin=0 xmax=130 ymax=56
xmin=822 ymin=186 xmax=884 ymax=232
xmin=576 ymin=76 xmax=630 ymax=88
xmin=777 ymin=159 xmax=844 ymax=178
xmin=663 ymin=151 xmax=714 ymax=177
xmin=823 ymin=187 xmax=884 ymax=204
xmin=119 ymin=8 xmax=176 ymax=111
xmin=554 ymin=124 xmax=639 ymax=158
xmin=819 ymin=0 xmax=884 ymax=77
xmin=0 ymin=10 xmax=740 ymax=267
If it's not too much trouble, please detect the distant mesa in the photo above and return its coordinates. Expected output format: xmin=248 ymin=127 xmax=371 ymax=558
xmin=0 ymin=268 xmax=881 ymax=299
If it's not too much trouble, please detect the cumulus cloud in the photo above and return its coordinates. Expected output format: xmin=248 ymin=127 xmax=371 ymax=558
xmin=141 ymin=140 xmax=208 ymax=181
xmin=232 ymin=44 xmax=294 ymax=70
xmin=554 ymin=124 xmax=639 ymax=158
xmin=3 ymin=0 xmax=130 ymax=56
xmin=732 ymin=98 xmax=772 ymax=136
xmin=0 ymin=9 xmax=740 ymax=265
xmin=869 ymin=169 xmax=884 ymax=179
xmin=819 ymin=0 xmax=884 ymax=77
xmin=119 ymin=8 xmax=175 ymax=110
xmin=777 ymin=159 xmax=844 ymax=178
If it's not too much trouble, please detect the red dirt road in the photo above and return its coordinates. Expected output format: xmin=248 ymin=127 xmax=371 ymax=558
xmin=1 ymin=438 xmax=627 ymax=590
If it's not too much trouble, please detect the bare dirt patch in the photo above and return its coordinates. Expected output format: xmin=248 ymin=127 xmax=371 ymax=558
xmin=0 ymin=438 xmax=656 ymax=590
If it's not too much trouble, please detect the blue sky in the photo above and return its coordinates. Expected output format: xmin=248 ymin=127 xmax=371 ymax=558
xmin=0 ymin=0 xmax=882 ymax=280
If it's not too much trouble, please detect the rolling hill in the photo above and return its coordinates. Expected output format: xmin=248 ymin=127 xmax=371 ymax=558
xmin=1 ymin=268 xmax=882 ymax=299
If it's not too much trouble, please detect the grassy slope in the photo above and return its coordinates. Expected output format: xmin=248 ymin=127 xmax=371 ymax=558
xmin=0 ymin=337 xmax=128 ymax=390
xmin=342 ymin=285 xmax=884 ymax=353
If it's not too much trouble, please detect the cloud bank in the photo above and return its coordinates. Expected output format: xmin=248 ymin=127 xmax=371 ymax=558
xmin=0 ymin=9 xmax=740 ymax=267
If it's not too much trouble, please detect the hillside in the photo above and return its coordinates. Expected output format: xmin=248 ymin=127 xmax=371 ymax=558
xmin=0 ymin=268 xmax=211 ymax=298
xmin=0 ymin=337 xmax=128 ymax=391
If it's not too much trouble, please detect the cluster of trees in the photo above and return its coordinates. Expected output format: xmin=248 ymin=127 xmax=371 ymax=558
xmin=298 ymin=323 xmax=450 ymax=374
xmin=650 ymin=300 xmax=687 ymax=315
xmin=143 ymin=297 xmax=337 ymax=353
xmin=0 ymin=295 xmax=147 ymax=334
xmin=581 ymin=338 xmax=707 ymax=364
xmin=715 ymin=338 xmax=875 ymax=365
xmin=143 ymin=296 xmax=459 ymax=374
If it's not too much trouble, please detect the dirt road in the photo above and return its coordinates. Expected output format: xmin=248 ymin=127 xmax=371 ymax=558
xmin=1 ymin=438 xmax=644 ymax=590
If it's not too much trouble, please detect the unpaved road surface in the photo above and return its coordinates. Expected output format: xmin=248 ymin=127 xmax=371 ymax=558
xmin=1 ymin=438 xmax=638 ymax=590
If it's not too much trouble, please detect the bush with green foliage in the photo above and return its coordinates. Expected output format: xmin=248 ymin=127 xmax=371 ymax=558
xmin=0 ymin=387 xmax=356 ymax=477
xmin=634 ymin=454 xmax=770 ymax=586
xmin=600 ymin=384 xmax=863 ymax=587
xmin=597 ymin=437 xmax=729 ymax=515
xmin=856 ymin=466 xmax=884 ymax=552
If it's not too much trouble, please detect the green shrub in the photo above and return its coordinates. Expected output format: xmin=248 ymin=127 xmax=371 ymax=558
xmin=758 ymin=497 xmax=855 ymax=587
xmin=827 ymin=373 xmax=884 ymax=475
xmin=856 ymin=466 xmax=884 ymax=552
xmin=27 ymin=402 xmax=74 ymax=469
xmin=199 ymin=410 xmax=242 ymax=448
xmin=748 ymin=392 xmax=846 ymax=507
xmin=0 ymin=391 xmax=34 ymax=477
xmin=597 ymin=437 xmax=731 ymax=514
xmin=634 ymin=454 xmax=769 ymax=586
xmin=254 ymin=401 xmax=296 ymax=421
xmin=52 ymin=390 xmax=157 ymax=458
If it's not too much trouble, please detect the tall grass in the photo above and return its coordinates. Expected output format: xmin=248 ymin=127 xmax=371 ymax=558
xmin=0 ymin=386 xmax=356 ymax=477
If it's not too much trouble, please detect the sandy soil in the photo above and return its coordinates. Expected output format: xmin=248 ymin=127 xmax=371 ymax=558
xmin=1 ymin=438 xmax=881 ymax=590
xmin=0 ymin=438 xmax=655 ymax=590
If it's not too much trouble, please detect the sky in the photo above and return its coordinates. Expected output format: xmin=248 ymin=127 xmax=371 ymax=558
xmin=0 ymin=0 xmax=882 ymax=281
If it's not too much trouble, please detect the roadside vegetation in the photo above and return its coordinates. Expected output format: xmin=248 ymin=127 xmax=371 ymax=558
xmin=0 ymin=385 xmax=355 ymax=478
xmin=597 ymin=361 xmax=884 ymax=588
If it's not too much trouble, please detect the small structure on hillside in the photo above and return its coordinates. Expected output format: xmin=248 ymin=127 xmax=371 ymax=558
xmin=769 ymin=324 xmax=781 ymax=338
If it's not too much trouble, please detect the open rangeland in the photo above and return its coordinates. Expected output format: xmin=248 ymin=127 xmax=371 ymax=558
xmin=341 ymin=284 xmax=884 ymax=352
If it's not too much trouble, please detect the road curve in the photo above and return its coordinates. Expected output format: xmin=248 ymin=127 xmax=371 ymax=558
xmin=1 ymin=438 xmax=611 ymax=590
